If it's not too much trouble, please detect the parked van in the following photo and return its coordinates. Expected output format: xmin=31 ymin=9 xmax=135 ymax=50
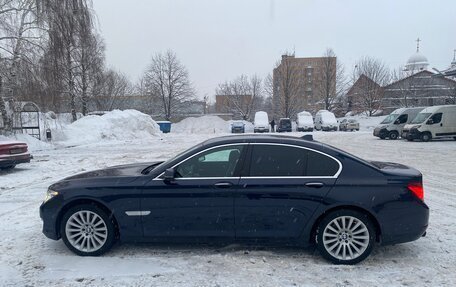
xmin=314 ymin=110 xmax=338 ymax=131
xmin=253 ymin=111 xmax=270 ymax=133
xmin=373 ymin=107 xmax=424 ymax=139
xmin=296 ymin=111 xmax=314 ymax=132
xmin=402 ymin=105 xmax=456 ymax=142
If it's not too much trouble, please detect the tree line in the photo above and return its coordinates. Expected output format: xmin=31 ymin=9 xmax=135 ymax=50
xmin=1 ymin=0 xmax=452 ymax=134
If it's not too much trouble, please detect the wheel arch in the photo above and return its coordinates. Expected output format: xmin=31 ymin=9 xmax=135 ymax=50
xmin=56 ymin=198 xmax=120 ymax=239
xmin=309 ymin=205 xmax=382 ymax=244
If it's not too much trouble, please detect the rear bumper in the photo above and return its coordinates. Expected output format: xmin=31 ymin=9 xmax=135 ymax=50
xmin=0 ymin=153 xmax=31 ymax=167
xmin=380 ymin=201 xmax=429 ymax=245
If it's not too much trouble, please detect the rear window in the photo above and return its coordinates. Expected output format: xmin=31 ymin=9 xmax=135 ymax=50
xmin=307 ymin=150 xmax=340 ymax=176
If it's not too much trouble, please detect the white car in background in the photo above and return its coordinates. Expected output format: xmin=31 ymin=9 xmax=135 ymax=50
xmin=253 ymin=111 xmax=270 ymax=133
xmin=296 ymin=111 xmax=314 ymax=132
xmin=314 ymin=110 xmax=338 ymax=131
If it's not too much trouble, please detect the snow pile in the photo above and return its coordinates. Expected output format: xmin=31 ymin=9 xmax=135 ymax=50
xmin=173 ymin=116 xmax=230 ymax=134
xmin=54 ymin=109 xmax=161 ymax=146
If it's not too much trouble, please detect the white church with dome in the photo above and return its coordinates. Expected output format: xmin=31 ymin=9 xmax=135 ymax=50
xmin=380 ymin=39 xmax=456 ymax=113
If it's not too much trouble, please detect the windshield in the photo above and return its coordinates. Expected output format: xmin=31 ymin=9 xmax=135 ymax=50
xmin=410 ymin=113 xmax=432 ymax=124
xmin=381 ymin=114 xmax=399 ymax=124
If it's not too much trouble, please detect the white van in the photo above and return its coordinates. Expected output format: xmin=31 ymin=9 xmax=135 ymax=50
xmin=402 ymin=105 xmax=456 ymax=142
xmin=296 ymin=111 xmax=314 ymax=132
xmin=253 ymin=111 xmax=270 ymax=133
xmin=373 ymin=107 xmax=424 ymax=140
xmin=314 ymin=110 xmax=337 ymax=131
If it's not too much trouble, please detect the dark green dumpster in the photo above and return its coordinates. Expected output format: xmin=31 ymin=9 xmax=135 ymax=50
xmin=156 ymin=121 xmax=172 ymax=133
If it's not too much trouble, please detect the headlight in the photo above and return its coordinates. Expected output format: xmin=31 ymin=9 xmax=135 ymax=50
xmin=44 ymin=189 xmax=58 ymax=203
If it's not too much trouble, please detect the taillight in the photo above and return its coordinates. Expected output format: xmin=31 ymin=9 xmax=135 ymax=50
xmin=408 ymin=182 xmax=424 ymax=201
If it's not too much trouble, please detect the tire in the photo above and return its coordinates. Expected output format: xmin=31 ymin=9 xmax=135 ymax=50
xmin=420 ymin=132 xmax=431 ymax=142
xmin=60 ymin=204 xmax=116 ymax=256
xmin=388 ymin=131 xmax=399 ymax=140
xmin=316 ymin=209 xmax=375 ymax=265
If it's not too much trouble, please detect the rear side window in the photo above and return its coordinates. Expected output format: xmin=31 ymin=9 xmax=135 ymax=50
xmin=250 ymin=145 xmax=307 ymax=176
xmin=307 ymin=150 xmax=339 ymax=176
xmin=248 ymin=145 xmax=340 ymax=177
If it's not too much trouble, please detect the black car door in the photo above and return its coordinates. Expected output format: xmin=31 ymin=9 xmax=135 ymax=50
xmin=235 ymin=143 xmax=340 ymax=240
xmin=141 ymin=144 xmax=247 ymax=239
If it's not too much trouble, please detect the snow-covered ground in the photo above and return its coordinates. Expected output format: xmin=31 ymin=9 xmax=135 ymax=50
xmin=1 ymin=113 xmax=456 ymax=286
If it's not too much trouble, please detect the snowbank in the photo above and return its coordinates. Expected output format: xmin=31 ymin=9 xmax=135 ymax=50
xmin=173 ymin=116 xmax=230 ymax=134
xmin=54 ymin=109 xmax=161 ymax=146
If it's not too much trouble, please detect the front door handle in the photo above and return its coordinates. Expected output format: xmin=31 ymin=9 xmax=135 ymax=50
xmin=305 ymin=182 xmax=324 ymax=188
xmin=214 ymin=182 xmax=233 ymax=188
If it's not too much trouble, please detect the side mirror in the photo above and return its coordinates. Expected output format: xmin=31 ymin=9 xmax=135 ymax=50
xmin=426 ymin=119 xmax=434 ymax=125
xmin=164 ymin=168 xmax=176 ymax=181
xmin=393 ymin=119 xmax=400 ymax=125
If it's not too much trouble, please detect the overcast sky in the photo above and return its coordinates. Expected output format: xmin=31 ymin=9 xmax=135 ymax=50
xmin=92 ymin=0 xmax=456 ymax=100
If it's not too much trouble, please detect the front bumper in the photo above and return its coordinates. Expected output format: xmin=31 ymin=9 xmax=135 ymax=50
xmin=39 ymin=196 xmax=63 ymax=240
xmin=402 ymin=128 xmax=421 ymax=140
xmin=254 ymin=127 xmax=270 ymax=133
xmin=373 ymin=127 xmax=388 ymax=138
xmin=231 ymin=128 xmax=245 ymax=133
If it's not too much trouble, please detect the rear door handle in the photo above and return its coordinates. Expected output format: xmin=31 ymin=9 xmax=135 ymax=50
xmin=214 ymin=182 xmax=233 ymax=188
xmin=305 ymin=182 xmax=324 ymax=188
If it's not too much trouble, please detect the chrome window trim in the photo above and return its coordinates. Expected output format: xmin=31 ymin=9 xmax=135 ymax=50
xmin=153 ymin=143 xmax=249 ymax=180
xmin=153 ymin=141 xmax=343 ymax=181
xmin=247 ymin=142 xmax=342 ymax=178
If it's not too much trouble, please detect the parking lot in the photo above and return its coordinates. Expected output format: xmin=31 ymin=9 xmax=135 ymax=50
xmin=1 ymin=131 xmax=455 ymax=287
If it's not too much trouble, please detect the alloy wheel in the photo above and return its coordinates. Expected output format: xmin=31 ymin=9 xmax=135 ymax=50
xmin=65 ymin=210 xmax=108 ymax=253
xmin=322 ymin=216 xmax=370 ymax=261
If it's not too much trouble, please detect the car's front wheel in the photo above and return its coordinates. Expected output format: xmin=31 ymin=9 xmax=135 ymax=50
xmin=316 ymin=209 xmax=375 ymax=264
xmin=60 ymin=204 xmax=116 ymax=256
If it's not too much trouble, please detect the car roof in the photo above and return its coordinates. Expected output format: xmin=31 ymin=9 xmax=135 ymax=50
xmin=200 ymin=134 xmax=324 ymax=150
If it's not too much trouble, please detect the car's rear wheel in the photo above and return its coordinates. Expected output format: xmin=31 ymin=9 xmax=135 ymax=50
xmin=316 ymin=209 xmax=375 ymax=265
xmin=60 ymin=204 xmax=115 ymax=256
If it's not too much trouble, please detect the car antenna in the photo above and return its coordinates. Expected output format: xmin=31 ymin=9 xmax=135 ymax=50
xmin=301 ymin=135 xmax=313 ymax=141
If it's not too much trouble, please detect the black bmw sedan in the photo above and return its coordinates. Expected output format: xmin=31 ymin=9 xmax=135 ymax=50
xmin=40 ymin=134 xmax=429 ymax=264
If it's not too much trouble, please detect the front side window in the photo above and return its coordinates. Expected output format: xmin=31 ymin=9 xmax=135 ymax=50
xmin=430 ymin=113 xmax=442 ymax=124
xmin=396 ymin=114 xmax=408 ymax=124
xmin=175 ymin=145 xmax=244 ymax=178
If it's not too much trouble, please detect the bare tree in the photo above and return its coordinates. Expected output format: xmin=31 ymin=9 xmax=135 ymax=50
xmin=0 ymin=0 xmax=43 ymax=133
xmin=318 ymin=48 xmax=346 ymax=111
xmin=91 ymin=69 xmax=133 ymax=111
xmin=39 ymin=0 xmax=95 ymax=121
xmin=272 ymin=54 xmax=303 ymax=119
xmin=352 ymin=57 xmax=390 ymax=116
xmin=216 ymin=74 xmax=262 ymax=120
xmin=142 ymin=50 xmax=194 ymax=120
